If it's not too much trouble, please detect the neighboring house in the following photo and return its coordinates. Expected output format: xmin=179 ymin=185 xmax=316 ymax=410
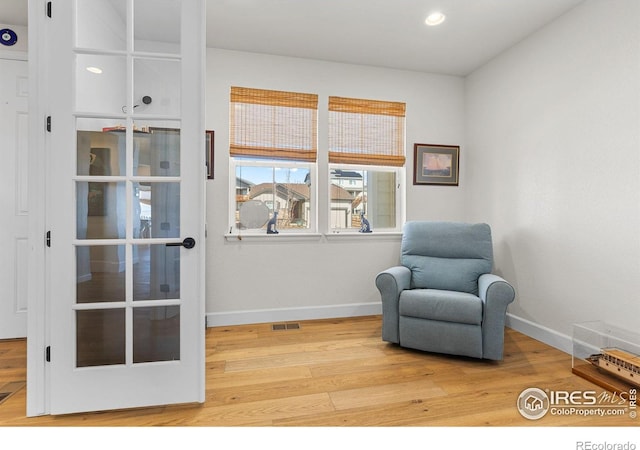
xmin=330 ymin=169 xmax=364 ymax=197
xmin=241 ymin=182 xmax=354 ymax=229
xmin=330 ymin=184 xmax=358 ymax=229
xmin=249 ymin=183 xmax=310 ymax=228
xmin=329 ymin=170 xmax=367 ymax=227
xmin=235 ymin=177 xmax=254 ymax=203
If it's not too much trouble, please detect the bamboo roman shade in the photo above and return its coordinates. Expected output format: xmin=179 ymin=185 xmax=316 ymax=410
xmin=328 ymin=96 xmax=406 ymax=167
xmin=230 ymin=86 xmax=318 ymax=162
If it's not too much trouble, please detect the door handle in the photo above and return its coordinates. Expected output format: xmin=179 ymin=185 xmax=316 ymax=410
xmin=166 ymin=237 xmax=196 ymax=249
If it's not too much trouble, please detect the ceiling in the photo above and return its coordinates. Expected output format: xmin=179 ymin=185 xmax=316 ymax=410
xmin=1 ymin=0 xmax=585 ymax=76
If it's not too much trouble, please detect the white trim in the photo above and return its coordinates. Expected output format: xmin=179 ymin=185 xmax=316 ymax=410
xmin=206 ymin=302 xmax=382 ymax=327
xmin=223 ymin=231 xmax=401 ymax=242
xmin=206 ymin=307 xmax=573 ymax=359
xmin=505 ymin=313 xmax=573 ymax=355
xmin=224 ymin=233 xmax=323 ymax=243
xmin=0 ymin=50 xmax=28 ymax=61
xmin=26 ymin=0 xmax=48 ymax=417
xmin=323 ymin=231 xmax=402 ymax=241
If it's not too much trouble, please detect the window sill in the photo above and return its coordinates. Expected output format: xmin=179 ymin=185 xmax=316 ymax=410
xmin=323 ymin=232 xmax=402 ymax=241
xmin=224 ymin=233 xmax=323 ymax=243
xmin=223 ymin=232 xmax=402 ymax=243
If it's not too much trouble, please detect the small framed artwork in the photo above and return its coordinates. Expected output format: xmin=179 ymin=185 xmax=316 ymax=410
xmin=206 ymin=130 xmax=214 ymax=179
xmin=88 ymin=148 xmax=111 ymax=216
xmin=413 ymin=143 xmax=460 ymax=186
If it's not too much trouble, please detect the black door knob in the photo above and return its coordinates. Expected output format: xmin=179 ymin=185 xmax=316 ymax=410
xmin=166 ymin=237 xmax=196 ymax=249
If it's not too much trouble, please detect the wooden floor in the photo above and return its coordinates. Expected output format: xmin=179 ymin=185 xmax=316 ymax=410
xmin=0 ymin=315 xmax=637 ymax=427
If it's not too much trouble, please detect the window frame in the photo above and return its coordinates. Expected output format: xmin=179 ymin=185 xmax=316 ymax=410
xmin=327 ymin=163 xmax=405 ymax=234
xmin=229 ymin=158 xmax=317 ymax=235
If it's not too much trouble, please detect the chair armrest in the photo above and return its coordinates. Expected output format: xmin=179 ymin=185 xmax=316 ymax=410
xmin=376 ymin=266 xmax=411 ymax=344
xmin=478 ymin=273 xmax=516 ymax=360
xmin=479 ymin=273 xmax=515 ymax=308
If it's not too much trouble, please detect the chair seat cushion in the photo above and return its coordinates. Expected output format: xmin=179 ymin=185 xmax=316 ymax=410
xmin=399 ymin=289 xmax=482 ymax=325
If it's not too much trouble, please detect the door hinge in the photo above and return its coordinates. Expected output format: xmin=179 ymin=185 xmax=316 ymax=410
xmin=46 ymin=116 xmax=51 ymax=132
xmin=45 ymin=346 xmax=51 ymax=362
xmin=46 ymin=230 xmax=51 ymax=247
xmin=46 ymin=2 xmax=52 ymax=18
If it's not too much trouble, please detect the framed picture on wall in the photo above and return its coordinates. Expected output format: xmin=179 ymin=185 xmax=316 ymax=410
xmin=413 ymin=143 xmax=460 ymax=186
xmin=206 ymin=130 xmax=214 ymax=179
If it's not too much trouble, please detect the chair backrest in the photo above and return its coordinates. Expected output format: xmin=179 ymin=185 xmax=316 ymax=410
xmin=401 ymin=221 xmax=493 ymax=295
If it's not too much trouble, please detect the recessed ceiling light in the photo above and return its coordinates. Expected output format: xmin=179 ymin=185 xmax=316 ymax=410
xmin=86 ymin=66 xmax=103 ymax=74
xmin=425 ymin=12 xmax=446 ymax=26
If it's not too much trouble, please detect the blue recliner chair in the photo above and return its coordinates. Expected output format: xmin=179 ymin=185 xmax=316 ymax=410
xmin=375 ymin=221 xmax=515 ymax=360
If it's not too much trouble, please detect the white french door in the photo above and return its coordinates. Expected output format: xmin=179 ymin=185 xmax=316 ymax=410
xmin=42 ymin=0 xmax=205 ymax=414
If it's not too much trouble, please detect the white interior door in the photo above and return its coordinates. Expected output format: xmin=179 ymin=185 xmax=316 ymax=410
xmin=0 ymin=58 xmax=29 ymax=340
xmin=43 ymin=0 xmax=205 ymax=414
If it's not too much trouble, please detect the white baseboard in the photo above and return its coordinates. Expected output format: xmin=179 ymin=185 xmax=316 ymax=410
xmin=206 ymin=302 xmax=382 ymax=327
xmin=205 ymin=307 xmax=572 ymax=356
xmin=0 ymin=50 xmax=28 ymax=61
xmin=506 ymin=313 xmax=572 ymax=355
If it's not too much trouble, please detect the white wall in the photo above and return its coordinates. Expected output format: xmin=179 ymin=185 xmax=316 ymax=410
xmin=465 ymin=0 xmax=640 ymax=345
xmin=205 ymin=49 xmax=466 ymax=324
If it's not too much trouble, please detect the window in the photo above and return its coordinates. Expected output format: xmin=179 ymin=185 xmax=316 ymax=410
xmin=329 ymin=167 xmax=399 ymax=231
xmin=229 ymin=87 xmax=318 ymax=233
xmin=228 ymin=88 xmax=405 ymax=236
xmin=328 ymin=96 xmax=405 ymax=232
xmin=234 ymin=162 xmax=313 ymax=231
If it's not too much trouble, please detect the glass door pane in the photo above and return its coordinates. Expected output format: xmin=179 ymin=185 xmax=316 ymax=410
xmin=133 ymin=305 xmax=180 ymax=363
xmin=137 ymin=125 xmax=181 ymax=177
xmin=76 ymin=309 xmax=126 ymax=367
xmin=134 ymin=0 xmax=181 ymax=54
xmin=133 ymin=58 xmax=181 ymax=117
xmin=133 ymin=244 xmax=180 ymax=300
xmin=76 ymin=181 xmax=127 ymax=239
xmin=75 ymin=54 xmax=127 ymax=115
xmin=76 ymin=0 xmax=127 ymax=51
xmin=76 ymin=245 xmax=126 ymax=303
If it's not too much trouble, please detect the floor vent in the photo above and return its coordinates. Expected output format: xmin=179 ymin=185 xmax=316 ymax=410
xmin=272 ymin=323 xmax=300 ymax=331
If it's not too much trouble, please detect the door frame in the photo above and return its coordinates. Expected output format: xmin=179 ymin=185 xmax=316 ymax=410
xmin=26 ymin=0 xmax=49 ymax=417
